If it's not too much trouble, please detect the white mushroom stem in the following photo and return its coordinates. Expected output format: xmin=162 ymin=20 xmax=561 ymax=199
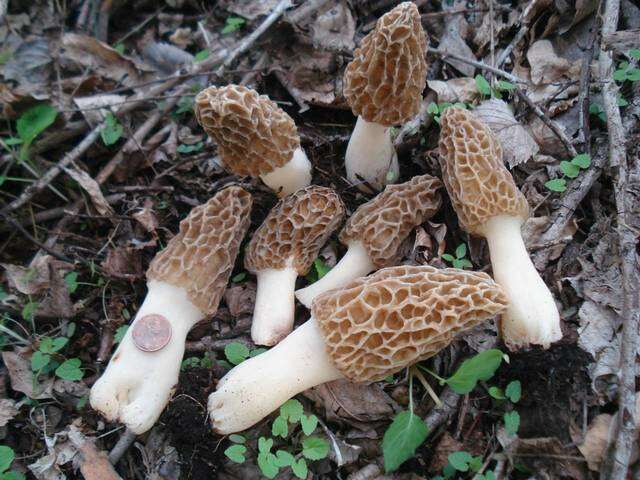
xmin=260 ymin=147 xmax=312 ymax=197
xmin=345 ymin=116 xmax=399 ymax=191
xmin=251 ymin=266 xmax=299 ymax=346
xmin=208 ymin=317 xmax=343 ymax=433
xmin=483 ymin=215 xmax=562 ymax=349
xmin=90 ymin=280 xmax=202 ymax=434
xmin=295 ymin=240 xmax=375 ymax=308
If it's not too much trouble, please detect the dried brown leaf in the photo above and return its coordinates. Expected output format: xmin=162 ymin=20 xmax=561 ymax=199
xmin=474 ymin=99 xmax=539 ymax=167
xmin=2 ymin=350 xmax=54 ymax=399
xmin=63 ymin=165 xmax=114 ymax=216
xmin=427 ymin=78 xmax=478 ymax=104
xmin=0 ymin=398 xmax=18 ymax=427
xmin=223 ymin=282 xmax=256 ymax=318
xmin=62 ymin=33 xmax=146 ymax=85
xmin=101 ymin=248 xmax=144 ymax=280
xmin=312 ymin=1 xmax=355 ymax=52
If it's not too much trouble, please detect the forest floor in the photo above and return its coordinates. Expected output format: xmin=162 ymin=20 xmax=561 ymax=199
xmin=0 ymin=0 xmax=638 ymax=479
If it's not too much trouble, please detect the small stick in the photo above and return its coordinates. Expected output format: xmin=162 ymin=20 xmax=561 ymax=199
xmin=494 ymin=0 xmax=542 ymax=68
xmin=430 ymin=48 xmax=526 ymax=84
xmin=108 ymin=428 xmax=137 ymax=465
xmin=598 ymin=0 xmax=639 ymax=478
xmin=0 ymin=211 xmax=73 ymax=262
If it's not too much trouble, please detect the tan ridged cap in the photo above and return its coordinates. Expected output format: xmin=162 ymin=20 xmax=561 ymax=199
xmin=147 ymin=186 xmax=252 ymax=315
xmin=245 ymin=186 xmax=345 ymax=274
xmin=340 ymin=174 xmax=442 ymax=268
xmin=194 ymin=85 xmax=300 ymax=177
xmin=343 ymin=2 xmax=428 ymax=126
xmin=313 ymin=265 xmax=508 ymax=383
xmin=438 ymin=107 xmax=529 ymax=236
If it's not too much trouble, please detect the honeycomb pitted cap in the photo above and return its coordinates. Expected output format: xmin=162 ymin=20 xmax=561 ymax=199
xmin=343 ymin=2 xmax=428 ymax=126
xmin=194 ymin=85 xmax=300 ymax=177
xmin=245 ymin=186 xmax=345 ymax=275
xmin=339 ymin=174 xmax=442 ymax=268
xmin=312 ymin=265 xmax=508 ymax=383
xmin=438 ymin=107 xmax=529 ymax=236
xmin=147 ymin=186 xmax=252 ymax=316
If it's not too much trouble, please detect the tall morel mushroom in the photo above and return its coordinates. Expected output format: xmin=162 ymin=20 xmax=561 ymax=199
xmin=209 ymin=265 xmax=508 ymax=433
xmin=438 ymin=107 xmax=562 ymax=349
xmin=295 ymin=174 xmax=442 ymax=307
xmin=343 ymin=1 xmax=427 ymax=191
xmin=195 ymin=85 xmax=311 ymax=196
xmin=90 ymin=187 xmax=252 ymax=434
xmin=245 ymin=186 xmax=345 ymax=346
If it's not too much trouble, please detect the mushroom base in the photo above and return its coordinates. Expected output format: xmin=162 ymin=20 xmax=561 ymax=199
xmin=90 ymin=280 xmax=202 ymax=434
xmin=484 ymin=215 xmax=562 ymax=349
xmin=295 ymin=240 xmax=375 ymax=308
xmin=251 ymin=266 xmax=299 ymax=346
xmin=208 ymin=317 xmax=343 ymax=434
xmin=345 ymin=116 xmax=399 ymax=192
xmin=260 ymin=147 xmax=312 ymax=197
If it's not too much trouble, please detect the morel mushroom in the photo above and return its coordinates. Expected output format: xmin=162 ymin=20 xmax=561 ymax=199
xmin=343 ymin=2 xmax=427 ymax=191
xmin=245 ymin=186 xmax=345 ymax=346
xmin=209 ymin=265 xmax=508 ymax=433
xmin=90 ymin=187 xmax=252 ymax=434
xmin=438 ymin=107 xmax=562 ymax=349
xmin=195 ymin=85 xmax=311 ymax=196
xmin=295 ymin=174 xmax=442 ymax=307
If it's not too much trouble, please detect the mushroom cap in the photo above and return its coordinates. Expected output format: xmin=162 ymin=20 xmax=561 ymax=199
xmin=245 ymin=186 xmax=345 ymax=275
xmin=313 ymin=265 xmax=508 ymax=383
xmin=147 ymin=186 xmax=252 ymax=316
xmin=343 ymin=2 xmax=428 ymax=126
xmin=194 ymin=85 xmax=300 ymax=177
xmin=438 ymin=107 xmax=529 ymax=236
xmin=339 ymin=174 xmax=442 ymax=268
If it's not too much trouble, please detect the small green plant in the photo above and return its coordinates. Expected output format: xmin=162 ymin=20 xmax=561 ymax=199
xmin=0 ymin=445 xmax=25 ymax=480
xmin=231 ymin=272 xmax=247 ymax=283
xmin=545 ymin=153 xmax=591 ymax=193
xmin=221 ymin=16 xmax=246 ymax=34
xmin=113 ymin=43 xmax=125 ymax=55
xmin=224 ymin=399 xmax=329 ymax=479
xmin=427 ymin=102 xmax=468 ymax=124
xmin=114 ymin=325 xmax=128 ymax=343
xmin=475 ymin=75 xmax=516 ymax=100
xmin=613 ymin=51 xmax=640 ymax=82
xmin=441 ymin=243 xmax=472 ymax=269
xmin=100 ymin=112 xmax=123 ymax=146
xmin=2 ymin=104 xmax=57 ymax=162
xmin=176 ymin=142 xmax=203 ymax=154
xmin=31 ymin=335 xmax=84 ymax=382
xmin=305 ymin=257 xmax=332 ymax=284
xmin=193 ymin=49 xmax=210 ymax=63
xmin=181 ymin=352 xmax=214 ymax=370
xmin=224 ymin=342 xmax=267 ymax=366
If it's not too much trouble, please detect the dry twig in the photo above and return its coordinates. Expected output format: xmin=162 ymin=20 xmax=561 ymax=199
xmin=597 ymin=0 xmax=640 ymax=478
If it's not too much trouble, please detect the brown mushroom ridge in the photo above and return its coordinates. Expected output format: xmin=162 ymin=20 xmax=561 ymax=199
xmin=147 ymin=186 xmax=252 ymax=315
xmin=438 ymin=107 xmax=529 ymax=236
xmin=313 ymin=265 xmax=508 ymax=383
xmin=343 ymin=2 xmax=427 ymax=126
xmin=245 ymin=186 xmax=345 ymax=274
xmin=340 ymin=174 xmax=442 ymax=268
xmin=194 ymin=85 xmax=300 ymax=177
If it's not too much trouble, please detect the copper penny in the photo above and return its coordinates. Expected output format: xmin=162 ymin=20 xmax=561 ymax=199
xmin=132 ymin=314 xmax=172 ymax=352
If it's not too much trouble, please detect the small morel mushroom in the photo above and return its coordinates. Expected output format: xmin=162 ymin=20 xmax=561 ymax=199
xmin=90 ymin=187 xmax=252 ymax=434
xmin=295 ymin=174 xmax=442 ymax=307
xmin=438 ymin=107 xmax=562 ymax=349
xmin=195 ymin=84 xmax=311 ymax=196
xmin=343 ymin=2 xmax=427 ymax=191
xmin=245 ymin=186 xmax=345 ymax=346
xmin=209 ymin=265 xmax=508 ymax=433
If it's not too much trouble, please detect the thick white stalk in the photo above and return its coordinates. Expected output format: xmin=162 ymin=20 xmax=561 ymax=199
xmin=295 ymin=241 xmax=375 ymax=308
xmin=260 ymin=147 xmax=312 ymax=197
xmin=483 ymin=215 xmax=562 ymax=349
xmin=251 ymin=266 xmax=298 ymax=346
xmin=208 ymin=317 xmax=343 ymax=433
xmin=90 ymin=280 xmax=202 ymax=433
xmin=345 ymin=116 xmax=399 ymax=191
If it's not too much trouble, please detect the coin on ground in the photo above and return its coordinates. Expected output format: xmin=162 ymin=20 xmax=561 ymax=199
xmin=132 ymin=314 xmax=172 ymax=352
